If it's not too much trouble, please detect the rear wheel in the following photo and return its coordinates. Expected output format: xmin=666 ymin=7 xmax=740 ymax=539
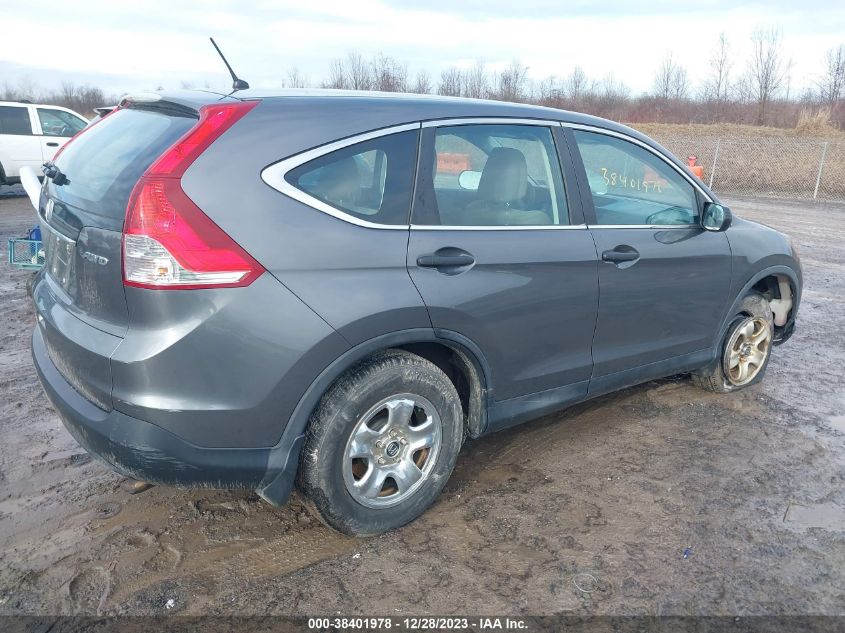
xmin=693 ymin=293 xmax=774 ymax=393
xmin=297 ymin=350 xmax=463 ymax=536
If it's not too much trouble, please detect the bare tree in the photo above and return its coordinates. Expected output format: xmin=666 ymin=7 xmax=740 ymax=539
xmin=818 ymin=44 xmax=845 ymax=108
xmin=670 ymin=66 xmax=689 ymax=100
xmin=537 ymin=75 xmax=562 ymax=103
xmin=654 ymin=52 xmax=674 ymax=99
xmin=703 ymin=33 xmax=733 ymax=103
xmin=410 ymin=70 xmax=433 ymax=94
xmin=565 ymin=66 xmax=590 ymax=101
xmin=746 ymin=27 xmax=785 ymax=125
xmin=50 ymin=82 xmax=108 ymax=114
xmin=371 ymin=53 xmax=406 ymax=92
xmin=438 ymin=67 xmax=462 ymax=96
xmin=654 ymin=51 xmax=688 ymax=99
xmin=496 ymin=60 xmax=528 ymax=102
xmin=463 ymin=61 xmax=489 ymax=99
xmin=347 ymin=52 xmax=372 ymax=90
xmin=598 ymin=73 xmax=628 ymax=108
xmin=286 ymin=67 xmax=309 ymax=89
xmin=324 ymin=57 xmax=347 ymax=89
xmin=783 ymin=57 xmax=795 ymax=101
xmin=0 ymin=82 xmax=16 ymax=101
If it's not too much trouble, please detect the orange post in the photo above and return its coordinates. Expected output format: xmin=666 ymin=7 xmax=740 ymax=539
xmin=687 ymin=155 xmax=704 ymax=180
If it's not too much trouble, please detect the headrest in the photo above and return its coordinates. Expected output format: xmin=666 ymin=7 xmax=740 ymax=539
xmin=316 ymin=158 xmax=361 ymax=206
xmin=477 ymin=147 xmax=528 ymax=203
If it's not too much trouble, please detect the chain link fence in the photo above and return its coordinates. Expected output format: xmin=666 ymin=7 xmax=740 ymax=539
xmin=650 ymin=134 xmax=845 ymax=203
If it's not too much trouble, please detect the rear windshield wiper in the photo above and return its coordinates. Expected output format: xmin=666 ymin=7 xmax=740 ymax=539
xmin=42 ymin=161 xmax=69 ymax=186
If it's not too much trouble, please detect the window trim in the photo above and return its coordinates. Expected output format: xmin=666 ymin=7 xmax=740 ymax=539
xmin=421 ymin=117 xmax=561 ymax=128
xmin=413 ymin=118 xmax=585 ymax=231
xmin=260 ymin=122 xmax=421 ymax=230
xmin=260 ymin=118 xmax=709 ymax=231
xmin=564 ymin=123 xmax=712 ymax=229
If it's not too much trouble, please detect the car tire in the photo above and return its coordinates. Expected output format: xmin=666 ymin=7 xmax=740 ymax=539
xmin=693 ymin=292 xmax=774 ymax=393
xmin=297 ymin=349 xmax=464 ymax=536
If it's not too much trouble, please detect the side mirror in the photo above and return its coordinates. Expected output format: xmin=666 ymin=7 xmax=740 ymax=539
xmin=702 ymin=202 xmax=732 ymax=232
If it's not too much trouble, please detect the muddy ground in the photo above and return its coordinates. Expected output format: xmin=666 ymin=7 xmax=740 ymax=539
xmin=0 ymin=188 xmax=843 ymax=617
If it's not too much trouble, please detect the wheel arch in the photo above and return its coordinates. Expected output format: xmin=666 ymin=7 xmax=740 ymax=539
xmin=257 ymin=328 xmax=492 ymax=505
xmin=719 ymin=265 xmax=801 ymax=351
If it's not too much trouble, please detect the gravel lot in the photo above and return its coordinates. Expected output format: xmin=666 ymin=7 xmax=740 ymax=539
xmin=0 ymin=187 xmax=843 ymax=617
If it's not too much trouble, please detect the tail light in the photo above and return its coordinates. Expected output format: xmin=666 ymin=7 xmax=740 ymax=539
xmin=122 ymin=101 xmax=264 ymax=289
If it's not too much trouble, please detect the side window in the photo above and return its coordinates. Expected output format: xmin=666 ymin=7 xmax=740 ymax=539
xmin=417 ymin=124 xmax=568 ymax=227
xmin=573 ymin=130 xmax=698 ymax=226
xmin=37 ymin=108 xmax=87 ymax=137
xmin=0 ymin=106 xmax=33 ymax=135
xmin=286 ymin=130 xmax=419 ymax=226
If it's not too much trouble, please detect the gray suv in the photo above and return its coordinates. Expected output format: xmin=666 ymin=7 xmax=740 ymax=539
xmin=31 ymin=90 xmax=801 ymax=535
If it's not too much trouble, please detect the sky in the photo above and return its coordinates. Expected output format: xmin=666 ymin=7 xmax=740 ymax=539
xmin=1 ymin=1 xmax=843 ymax=98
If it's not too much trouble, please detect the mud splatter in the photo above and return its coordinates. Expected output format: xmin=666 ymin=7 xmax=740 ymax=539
xmin=1 ymin=194 xmax=844 ymax=616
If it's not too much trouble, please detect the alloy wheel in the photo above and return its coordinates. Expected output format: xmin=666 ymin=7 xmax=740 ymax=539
xmin=343 ymin=394 xmax=442 ymax=509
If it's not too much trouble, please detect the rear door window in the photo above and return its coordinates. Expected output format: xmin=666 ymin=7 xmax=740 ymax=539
xmin=51 ymin=107 xmax=195 ymax=225
xmin=286 ymin=130 xmax=419 ymax=226
xmin=416 ymin=124 xmax=568 ymax=226
xmin=0 ymin=106 xmax=33 ymax=135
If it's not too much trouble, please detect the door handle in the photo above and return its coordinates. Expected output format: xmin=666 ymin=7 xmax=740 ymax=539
xmin=46 ymin=142 xmax=59 ymax=147
xmin=417 ymin=254 xmax=474 ymax=267
xmin=416 ymin=248 xmax=475 ymax=274
xmin=601 ymin=247 xmax=640 ymax=265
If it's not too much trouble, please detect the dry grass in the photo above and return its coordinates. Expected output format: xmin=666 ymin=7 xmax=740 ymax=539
xmin=630 ymin=120 xmax=845 ymax=140
xmin=794 ymin=109 xmax=841 ymax=137
xmin=622 ymin=121 xmax=844 ymax=201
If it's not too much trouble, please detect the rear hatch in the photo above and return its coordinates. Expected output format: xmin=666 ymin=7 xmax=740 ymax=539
xmin=35 ymin=103 xmax=198 ymax=407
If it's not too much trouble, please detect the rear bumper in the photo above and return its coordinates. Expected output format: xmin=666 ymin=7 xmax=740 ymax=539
xmin=32 ymin=326 xmax=273 ymax=489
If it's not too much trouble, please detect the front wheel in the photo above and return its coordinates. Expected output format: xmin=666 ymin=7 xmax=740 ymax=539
xmin=693 ymin=292 xmax=774 ymax=393
xmin=297 ymin=350 xmax=464 ymax=536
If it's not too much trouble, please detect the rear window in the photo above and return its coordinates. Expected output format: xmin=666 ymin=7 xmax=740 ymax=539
xmin=52 ymin=107 xmax=195 ymax=221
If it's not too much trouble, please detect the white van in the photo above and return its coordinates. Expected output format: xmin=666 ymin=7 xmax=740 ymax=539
xmin=0 ymin=101 xmax=88 ymax=185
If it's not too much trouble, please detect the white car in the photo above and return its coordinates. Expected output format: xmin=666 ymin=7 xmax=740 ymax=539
xmin=0 ymin=101 xmax=88 ymax=185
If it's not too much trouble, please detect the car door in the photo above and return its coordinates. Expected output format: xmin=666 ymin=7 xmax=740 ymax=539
xmin=566 ymin=126 xmax=732 ymax=391
xmin=34 ymin=107 xmax=87 ymax=162
xmin=407 ymin=120 xmax=599 ymax=429
xmin=0 ymin=104 xmax=41 ymax=179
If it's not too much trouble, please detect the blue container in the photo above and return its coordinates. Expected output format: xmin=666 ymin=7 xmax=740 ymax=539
xmin=27 ymin=225 xmax=42 ymax=258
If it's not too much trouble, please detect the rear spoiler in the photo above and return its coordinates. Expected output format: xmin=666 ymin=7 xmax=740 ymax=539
xmin=119 ymin=90 xmax=245 ymax=115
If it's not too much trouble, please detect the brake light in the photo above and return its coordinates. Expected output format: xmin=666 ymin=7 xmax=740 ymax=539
xmin=122 ymin=101 xmax=264 ymax=290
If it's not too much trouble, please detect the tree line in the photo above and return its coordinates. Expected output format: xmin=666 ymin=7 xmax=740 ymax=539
xmin=3 ymin=28 xmax=843 ymax=129
xmin=313 ymin=30 xmax=843 ymax=129
xmin=1 ymin=79 xmax=109 ymax=120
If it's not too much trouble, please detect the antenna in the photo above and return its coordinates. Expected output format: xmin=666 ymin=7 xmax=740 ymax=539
xmin=209 ymin=37 xmax=250 ymax=91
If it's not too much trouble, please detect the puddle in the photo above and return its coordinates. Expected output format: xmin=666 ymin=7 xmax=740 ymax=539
xmin=784 ymin=502 xmax=845 ymax=530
